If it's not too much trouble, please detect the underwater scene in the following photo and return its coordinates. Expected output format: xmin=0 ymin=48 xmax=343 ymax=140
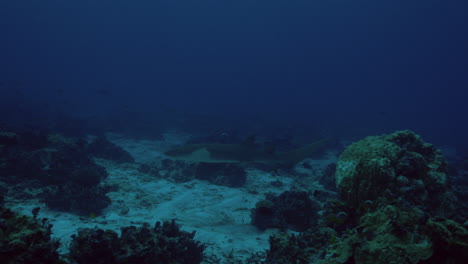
xmin=1 ymin=1 xmax=468 ymax=263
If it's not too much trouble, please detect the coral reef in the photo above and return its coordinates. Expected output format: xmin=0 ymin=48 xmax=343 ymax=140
xmin=320 ymin=205 xmax=433 ymax=264
xmin=0 ymin=205 xmax=205 ymax=264
xmin=0 ymin=131 xmax=111 ymax=215
xmin=68 ymin=220 xmax=205 ymax=264
xmin=446 ymin=157 xmax=468 ymax=223
xmin=0 ymin=206 xmax=65 ymax=264
xmin=317 ymin=205 xmax=468 ymax=264
xmin=425 ymin=217 xmax=468 ymax=263
xmin=263 ymin=130 xmax=467 ymax=264
xmin=267 ymin=204 xmax=468 ymax=264
xmin=335 ymin=130 xmax=455 ymax=216
xmin=265 ymin=228 xmax=336 ymax=264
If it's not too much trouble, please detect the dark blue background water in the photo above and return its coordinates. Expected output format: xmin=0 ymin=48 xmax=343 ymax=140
xmin=1 ymin=0 xmax=467 ymax=148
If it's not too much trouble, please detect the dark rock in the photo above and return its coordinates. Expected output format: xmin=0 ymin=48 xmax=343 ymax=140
xmin=0 ymin=131 xmax=18 ymax=146
xmin=17 ymin=130 xmax=49 ymax=150
xmin=68 ymin=166 xmax=108 ymax=187
xmin=87 ymin=136 xmax=134 ymax=163
xmin=301 ymin=162 xmax=312 ymax=169
xmin=270 ymin=180 xmax=283 ymax=188
xmin=6 ymin=145 xmax=108 ymax=186
xmin=251 ymin=191 xmax=320 ymax=231
xmin=41 ymin=184 xmax=111 ymax=216
xmin=138 ymin=163 xmax=152 ymax=174
xmin=142 ymin=159 xmax=196 ymax=183
xmin=195 ymin=162 xmax=247 ymax=187
xmin=161 ymin=158 xmax=176 ymax=169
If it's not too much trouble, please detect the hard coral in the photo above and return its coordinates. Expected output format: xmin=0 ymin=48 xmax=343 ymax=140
xmin=316 ymin=206 xmax=468 ymax=264
xmin=335 ymin=130 xmax=455 ymax=216
xmin=264 ymin=130 xmax=467 ymax=264
xmin=0 ymin=206 xmax=65 ymax=264
xmin=68 ymin=220 xmax=205 ymax=264
xmin=265 ymin=228 xmax=337 ymax=264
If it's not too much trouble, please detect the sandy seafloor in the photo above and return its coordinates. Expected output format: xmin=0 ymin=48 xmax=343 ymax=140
xmin=5 ymin=132 xmax=338 ymax=263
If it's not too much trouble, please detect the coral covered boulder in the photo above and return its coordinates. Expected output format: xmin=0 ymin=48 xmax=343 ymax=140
xmin=335 ymin=130 xmax=454 ymax=215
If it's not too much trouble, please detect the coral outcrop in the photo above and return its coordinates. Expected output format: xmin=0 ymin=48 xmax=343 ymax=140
xmin=335 ymin=130 xmax=455 ymax=216
xmin=263 ymin=130 xmax=467 ymax=264
xmin=265 ymin=228 xmax=336 ymax=264
xmin=68 ymin=220 xmax=205 ymax=264
xmin=0 ymin=206 xmax=65 ymax=264
xmin=0 ymin=131 xmax=111 ymax=215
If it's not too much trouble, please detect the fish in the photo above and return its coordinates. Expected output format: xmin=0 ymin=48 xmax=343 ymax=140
xmin=164 ymin=138 xmax=328 ymax=167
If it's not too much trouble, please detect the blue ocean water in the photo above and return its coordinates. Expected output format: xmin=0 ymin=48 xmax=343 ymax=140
xmin=2 ymin=2 xmax=468 ymax=263
xmin=1 ymin=0 xmax=467 ymax=147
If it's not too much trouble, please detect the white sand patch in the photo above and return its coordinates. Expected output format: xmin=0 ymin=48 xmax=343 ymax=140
xmin=96 ymin=161 xmax=276 ymax=262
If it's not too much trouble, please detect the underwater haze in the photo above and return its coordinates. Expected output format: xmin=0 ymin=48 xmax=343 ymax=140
xmin=1 ymin=0 xmax=468 ymax=146
xmin=3 ymin=2 xmax=468 ymax=264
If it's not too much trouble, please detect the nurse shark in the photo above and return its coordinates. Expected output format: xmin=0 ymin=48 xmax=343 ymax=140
xmin=164 ymin=138 xmax=328 ymax=167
